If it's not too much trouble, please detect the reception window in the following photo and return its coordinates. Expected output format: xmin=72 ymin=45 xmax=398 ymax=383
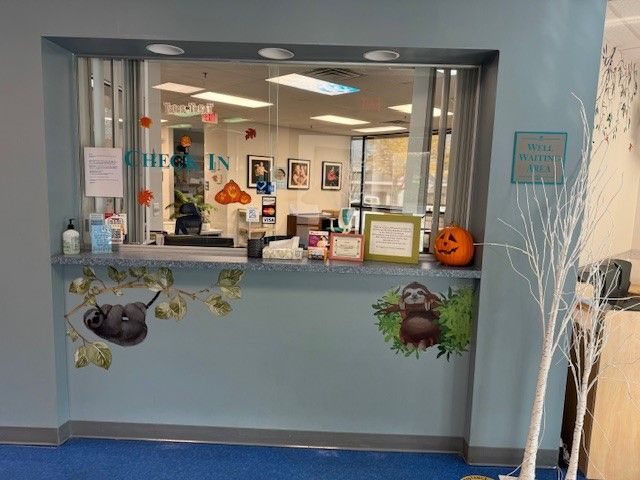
xmin=76 ymin=58 xmax=478 ymax=253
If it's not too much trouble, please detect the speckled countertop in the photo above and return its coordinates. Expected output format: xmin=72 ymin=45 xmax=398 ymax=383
xmin=51 ymin=250 xmax=482 ymax=279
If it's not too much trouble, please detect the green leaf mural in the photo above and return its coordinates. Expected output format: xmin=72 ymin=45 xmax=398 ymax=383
xmin=373 ymin=283 xmax=474 ymax=360
xmin=64 ymin=266 xmax=244 ymax=370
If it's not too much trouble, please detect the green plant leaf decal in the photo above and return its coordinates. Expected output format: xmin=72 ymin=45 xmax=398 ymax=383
xmin=69 ymin=277 xmax=91 ymax=294
xmin=67 ymin=327 xmax=79 ymax=342
xmin=155 ymin=302 xmax=172 ymax=319
xmin=434 ymin=287 xmax=474 ymax=359
xmin=74 ymin=346 xmax=89 ymax=368
xmin=205 ymin=294 xmax=232 ymax=316
xmin=157 ymin=267 xmax=174 ymax=289
xmin=128 ymin=267 xmax=147 ymax=279
xmin=83 ymin=266 xmax=96 ymax=278
xmin=87 ymin=342 xmax=112 ymax=370
xmin=169 ymin=294 xmax=187 ymax=320
xmin=144 ymin=274 xmax=164 ymax=292
xmin=217 ymin=269 xmax=243 ymax=287
xmin=107 ymin=266 xmax=127 ymax=283
xmin=220 ymin=285 xmax=242 ymax=299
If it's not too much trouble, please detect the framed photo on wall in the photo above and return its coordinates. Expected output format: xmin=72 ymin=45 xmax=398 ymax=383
xmin=321 ymin=162 xmax=342 ymax=190
xmin=247 ymin=155 xmax=273 ymax=188
xmin=287 ymin=158 xmax=310 ymax=190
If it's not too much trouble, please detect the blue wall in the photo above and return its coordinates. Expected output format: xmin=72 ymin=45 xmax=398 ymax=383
xmin=65 ymin=267 xmax=473 ymax=437
xmin=0 ymin=0 xmax=607 ymax=460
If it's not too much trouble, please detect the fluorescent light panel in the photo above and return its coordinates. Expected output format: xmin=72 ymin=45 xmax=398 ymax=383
xmin=167 ymin=123 xmax=192 ymax=129
xmin=266 ymin=73 xmax=359 ymax=96
xmin=310 ymin=115 xmax=369 ymax=125
xmin=353 ymin=126 xmax=407 ymax=133
xmin=222 ymin=117 xmax=251 ymax=123
xmin=191 ymin=91 xmax=271 ymax=108
xmin=388 ymin=104 xmax=453 ymax=116
xmin=152 ymin=82 xmax=204 ymax=94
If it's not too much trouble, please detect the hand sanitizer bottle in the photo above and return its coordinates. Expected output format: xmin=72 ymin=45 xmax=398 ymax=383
xmin=63 ymin=219 xmax=80 ymax=255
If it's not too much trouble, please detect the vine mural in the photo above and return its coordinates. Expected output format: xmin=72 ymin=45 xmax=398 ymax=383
xmin=65 ymin=266 xmax=244 ymax=370
xmin=595 ymin=45 xmax=639 ymax=142
xmin=373 ymin=283 xmax=474 ymax=359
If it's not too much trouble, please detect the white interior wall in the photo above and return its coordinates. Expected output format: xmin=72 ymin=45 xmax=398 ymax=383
xmin=203 ymin=122 xmax=351 ymax=241
xmin=585 ymin=48 xmax=640 ymax=262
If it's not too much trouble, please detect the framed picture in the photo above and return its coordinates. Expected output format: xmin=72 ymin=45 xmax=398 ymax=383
xmin=329 ymin=233 xmax=364 ymax=262
xmin=321 ymin=162 xmax=342 ymax=190
xmin=247 ymin=155 xmax=273 ymax=188
xmin=363 ymin=214 xmax=421 ymax=264
xmin=287 ymin=158 xmax=310 ymax=190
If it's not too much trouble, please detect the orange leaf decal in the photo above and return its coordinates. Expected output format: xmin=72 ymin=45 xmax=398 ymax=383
xmin=139 ymin=116 xmax=153 ymax=128
xmin=245 ymin=128 xmax=256 ymax=140
xmin=137 ymin=189 xmax=154 ymax=207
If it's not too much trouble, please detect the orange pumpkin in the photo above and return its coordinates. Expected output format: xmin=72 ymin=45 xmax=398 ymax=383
xmin=433 ymin=224 xmax=474 ymax=266
xmin=239 ymin=192 xmax=252 ymax=205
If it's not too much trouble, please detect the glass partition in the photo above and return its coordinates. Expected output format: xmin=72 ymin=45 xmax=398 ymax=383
xmin=76 ymin=59 xmax=478 ymax=254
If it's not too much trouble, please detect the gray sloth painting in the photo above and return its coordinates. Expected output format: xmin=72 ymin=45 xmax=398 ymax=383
xmin=66 ymin=266 xmax=244 ymax=369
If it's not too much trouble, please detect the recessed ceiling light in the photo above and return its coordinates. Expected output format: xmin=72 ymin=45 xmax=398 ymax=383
xmin=388 ymin=104 xmax=453 ymax=116
xmin=266 ymin=73 xmax=359 ymax=95
xmin=191 ymin=91 xmax=272 ymax=108
xmin=437 ymin=69 xmax=458 ymax=76
xmin=145 ymin=44 xmax=185 ymax=56
xmin=258 ymin=47 xmax=295 ymax=60
xmin=353 ymin=126 xmax=407 ymax=133
xmin=167 ymin=123 xmax=192 ymax=129
xmin=222 ymin=117 xmax=251 ymax=123
xmin=310 ymin=115 xmax=369 ymax=125
xmin=152 ymin=82 xmax=204 ymax=94
xmin=363 ymin=50 xmax=400 ymax=62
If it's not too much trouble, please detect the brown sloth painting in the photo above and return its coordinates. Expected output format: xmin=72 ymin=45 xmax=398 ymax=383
xmin=375 ymin=282 xmax=442 ymax=349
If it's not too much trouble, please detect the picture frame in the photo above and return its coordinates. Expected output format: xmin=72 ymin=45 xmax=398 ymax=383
xmin=363 ymin=214 xmax=421 ymax=264
xmin=321 ymin=162 xmax=342 ymax=190
xmin=247 ymin=155 xmax=274 ymax=188
xmin=287 ymin=158 xmax=310 ymax=190
xmin=329 ymin=233 xmax=365 ymax=262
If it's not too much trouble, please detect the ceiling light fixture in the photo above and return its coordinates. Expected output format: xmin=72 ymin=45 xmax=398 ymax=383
xmin=258 ymin=47 xmax=295 ymax=60
xmin=191 ymin=91 xmax=272 ymax=108
xmin=388 ymin=104 xmax=453 ymax=116
xmin=353 ymin=126 xmax=407 ymax=133
xmin=161 ymin=119 xmax=168 ymax=123
xmin=145 ymin=44 xmax=185 ymax=56
xmin=363 ymin=50 xmax=400 ymax=62
xmin=222 ymin=117 xmax=251 ymax=123
xmin=266 ymin=73 xmax=359 ymax=95
xmin=152 ymin=82 xmax=204 ymax=94
xmin=167 ymin=123 xmax=192 ymax=129
xmin=310 ymin=115 xmax=369 ymax=126
xmin=437 ymin=69 xmax=458 ymax=76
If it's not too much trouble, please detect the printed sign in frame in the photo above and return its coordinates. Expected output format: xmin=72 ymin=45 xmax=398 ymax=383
xmin=511 ymin=131 xmax=567 ymax=184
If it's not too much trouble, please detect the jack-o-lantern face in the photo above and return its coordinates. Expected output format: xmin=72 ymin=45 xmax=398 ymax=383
xmin=433 ymin=224 xmax=474 ymax=266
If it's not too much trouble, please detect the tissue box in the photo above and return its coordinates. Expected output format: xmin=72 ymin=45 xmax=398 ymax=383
xmin=262 ymin=247 xmax=304 ymax=260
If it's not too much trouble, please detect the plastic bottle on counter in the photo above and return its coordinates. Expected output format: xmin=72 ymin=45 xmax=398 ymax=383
xmin=62 ymin=219 xmax=80 ymax=255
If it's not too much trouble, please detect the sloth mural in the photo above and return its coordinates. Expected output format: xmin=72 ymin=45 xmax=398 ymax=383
xmin=65 ymin=266 xmax=244 ymax=370
xmin=372 ymin=282 xmax=474 ymax=359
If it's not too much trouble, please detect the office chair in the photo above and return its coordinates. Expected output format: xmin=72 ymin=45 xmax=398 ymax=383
xmin=174 ymin=202 xmax=203 ymax=235
xmin=327 ymin=208 xmax=355 ymax=233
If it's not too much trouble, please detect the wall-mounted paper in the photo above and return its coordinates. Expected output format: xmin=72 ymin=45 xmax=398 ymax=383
xmin=84 ymin=147 xmax=123 ymax=197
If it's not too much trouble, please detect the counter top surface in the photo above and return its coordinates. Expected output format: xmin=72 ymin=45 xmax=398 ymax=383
xmin=51 ymin=250 xmax=482 ymax=279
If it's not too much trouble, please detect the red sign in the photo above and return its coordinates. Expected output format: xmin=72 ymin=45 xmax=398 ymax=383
xmin=201 ymin=112 xmax=218 ymax=124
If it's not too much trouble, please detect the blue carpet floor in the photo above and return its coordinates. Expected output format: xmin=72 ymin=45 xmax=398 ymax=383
xmin=0 ymin=439 xmax=575 ymax=480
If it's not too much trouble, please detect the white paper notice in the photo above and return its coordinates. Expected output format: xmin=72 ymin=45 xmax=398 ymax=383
xmin=84 ymin=147 xmax=123 ymax=198
xmin=369 ymin=220 xmax=414 ymax=257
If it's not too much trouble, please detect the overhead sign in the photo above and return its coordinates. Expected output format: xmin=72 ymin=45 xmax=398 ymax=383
xmin=201 ymin=112 xmax=218 ymax=124
xmin=164 ymin=102 xmax=214 ymax=117
xmin=511 ymin=131 xmax=567 ymax=184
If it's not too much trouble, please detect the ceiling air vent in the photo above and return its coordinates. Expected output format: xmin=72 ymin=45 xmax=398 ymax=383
xmin=303 ymin=67 xmax=364 ymax=79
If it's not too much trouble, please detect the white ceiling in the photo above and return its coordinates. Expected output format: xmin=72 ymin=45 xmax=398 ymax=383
xmin=154 ymin=60 xmax=458 ymax=136
xmin=605 ymin=0 xmax=640 ymax=62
